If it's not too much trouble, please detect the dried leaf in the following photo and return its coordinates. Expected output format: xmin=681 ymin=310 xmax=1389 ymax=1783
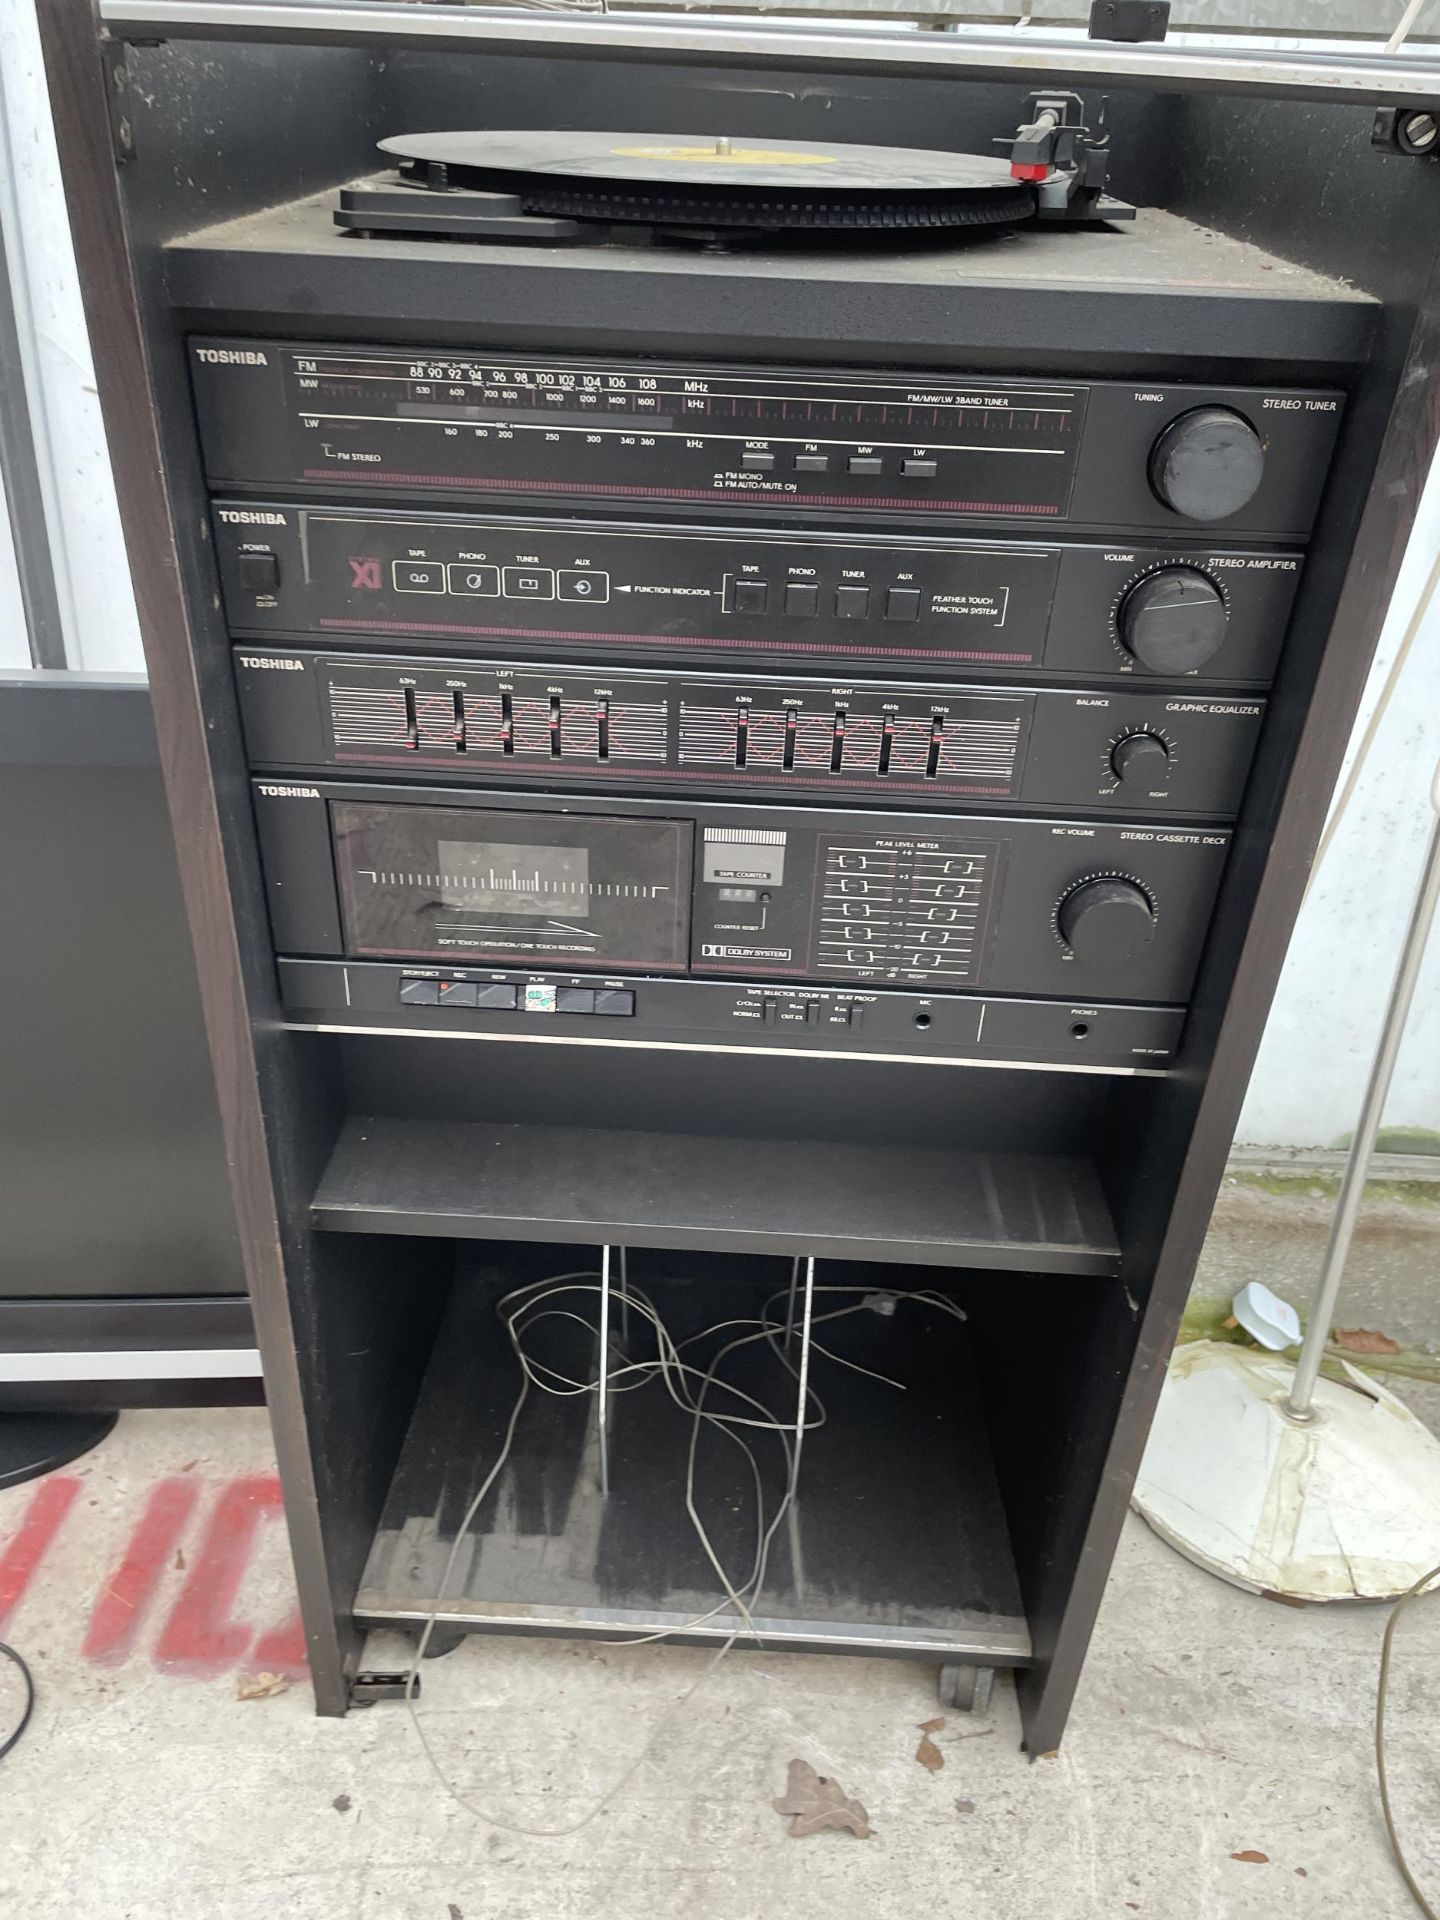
xmin=915 ymin=1732 xmax=945 ymax=1773
xmin=1333 ymin=1328 xmax=1400 ymax=1356
xmin=1230 ymin=1850 xmax=1269 ymax=1865
xmin=773 ymin=1759 xmax=872 ymax=1839
xmin=236 ymin=1670 xmax=290 ymax=1700
xmin=917 ymin=1716 xmax=945 ymax=1733
xmin=954 ymin=1797 xmax=975 ymax=1814
xmin=172 ymin=1549 xmax=186 ymax=1572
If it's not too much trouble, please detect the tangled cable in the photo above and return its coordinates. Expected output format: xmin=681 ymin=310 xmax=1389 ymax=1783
xmin=402 ymin=1265 xmax=967 ymax=1836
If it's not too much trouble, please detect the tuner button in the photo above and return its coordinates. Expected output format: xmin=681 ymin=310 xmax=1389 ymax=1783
xmin=1118 ymin=568 xmax=1228 ymax=674
xmin=1148 ymin=406 xmax=1265 ymax=522
xmin=1110 ymin=731 xmax=1171 ymax=785
xmin=1057 ymin=878 xmax=1155 ymax=970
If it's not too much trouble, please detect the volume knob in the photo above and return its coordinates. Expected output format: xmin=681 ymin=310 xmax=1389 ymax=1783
xmin=1118 ymin=568 xmax=1228 ymax=675
xmin=1057 ymin=878 xmax=1155 ymax=970
xmin=1149 ymin=406 xmax=1264 ymax=522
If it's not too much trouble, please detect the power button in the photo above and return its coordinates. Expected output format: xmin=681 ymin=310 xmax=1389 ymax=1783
xmin=237 ymin=551 xmax=280 ymax=592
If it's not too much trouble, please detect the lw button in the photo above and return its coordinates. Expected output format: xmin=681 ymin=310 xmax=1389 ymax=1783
xmin=901 ymin=459 xmax=938 ymax=479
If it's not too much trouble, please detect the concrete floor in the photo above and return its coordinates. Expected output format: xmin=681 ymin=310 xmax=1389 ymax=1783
xmin=2 ymin=1402 xmax=1440 ymax=1918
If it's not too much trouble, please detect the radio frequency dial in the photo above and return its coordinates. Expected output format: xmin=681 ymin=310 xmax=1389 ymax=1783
xmin=1148 ymin=406 xmax=1265 ymax=522
xmin=1117 ymin=567 xmax=1228 ymax=674
xmin=1057 ymin=876 xmax=1156 ymax=969
xmin=1110 ymin=732 xmax=1171 ymax=785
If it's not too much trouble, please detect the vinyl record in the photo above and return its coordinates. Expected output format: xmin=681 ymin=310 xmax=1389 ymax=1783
xmin=379 ymin=130 xmax=1024 ymax=196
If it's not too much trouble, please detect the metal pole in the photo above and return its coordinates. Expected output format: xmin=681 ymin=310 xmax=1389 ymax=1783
xmin=782 ymin=1255 xmax=801 ymax=1354
xmin=597 ymin=1244 xmax=612 ymax=1494
xmin=787 ymin=1257 xmax=816 ymax=1504
xmin=0 ymin=130 xmax=67 ymax=667
xmin=1287 ymin=757 xmax=1440 ymax=1420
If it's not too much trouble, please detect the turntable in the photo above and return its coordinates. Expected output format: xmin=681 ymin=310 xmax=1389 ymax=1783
xmin=334 ymin=93 xmax=1135 ymax=250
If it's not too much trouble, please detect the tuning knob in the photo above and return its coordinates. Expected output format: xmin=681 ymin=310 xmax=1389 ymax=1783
xmin=1118 ymin=568 xmax=1228 ymax=675
xmin=1110 ymin=732 xmax=1171 ymax=786
xmin=1149 ymin=406 xmax=1265 ymax=522
xmin=1057 ymin=877 xmax=1155 ymax=969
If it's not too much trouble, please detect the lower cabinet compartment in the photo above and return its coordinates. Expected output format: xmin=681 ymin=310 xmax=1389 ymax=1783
xmin=346 ymin=1244 xmax=1115 ymax=1668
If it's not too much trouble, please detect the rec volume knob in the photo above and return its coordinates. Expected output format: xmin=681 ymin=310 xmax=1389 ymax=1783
xmin=1117 ymin=567 xmax=1228 ymax=674
xmin=1057 ymin=877 xmax=1155 ymax=969
xmin=1148 ymin=406 xmax=1265 ymax=522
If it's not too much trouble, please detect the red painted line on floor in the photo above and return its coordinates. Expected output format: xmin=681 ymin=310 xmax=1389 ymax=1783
xmin=82 ymin=1477 xmax=201 ymax=1668
xmin=153 ymin=1473 xmax=287 ymax=1678
xmin=250 ymin=1603 xmax=310 ymax=1680
xmin=0 ymin=1476 xmax=82 ymax=1633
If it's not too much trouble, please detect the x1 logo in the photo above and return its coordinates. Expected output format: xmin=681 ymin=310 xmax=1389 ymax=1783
xmin=349 ymin=557 xmax=382 ymax=590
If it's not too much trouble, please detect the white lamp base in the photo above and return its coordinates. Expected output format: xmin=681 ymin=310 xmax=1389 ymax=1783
xmin=1133 ymin=1340 xmax=1440 ymax=1602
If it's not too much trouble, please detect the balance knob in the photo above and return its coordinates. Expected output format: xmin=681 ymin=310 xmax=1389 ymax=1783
xmin=1149 ymin=406 xmax=1265 ymax=522
xmin=1118 ymin=568 xmax=1228 ymax=675
xmin=1111 ymin=732 xmax=1171 ymax=786
xmin=1057 ymin=878 xmax=1155 ymax=969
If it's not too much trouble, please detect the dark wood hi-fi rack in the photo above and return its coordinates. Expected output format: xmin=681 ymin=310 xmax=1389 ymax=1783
xmin=38 ymin=0 xmax=1440 ymax=1754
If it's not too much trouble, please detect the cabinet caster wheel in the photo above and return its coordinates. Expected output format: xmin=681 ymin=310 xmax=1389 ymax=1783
xmin=938 ymin=1662 xmax=995 ymax=1714
xmin=412 ymin=1625 xmax=467 ymax=1661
